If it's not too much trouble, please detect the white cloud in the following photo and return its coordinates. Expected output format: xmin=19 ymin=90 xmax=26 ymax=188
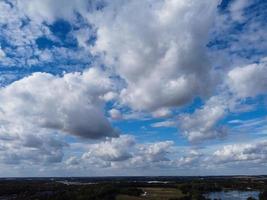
xmin=228 ymin=57 xmax=267 ymax=98
xmin=109 ymin=108 xmax=122 ymax=120
xmin=0 ymin=48 xmax=5 ymax=58
xmin=229 ymin=0 xmax=252 ymax=22
xmin=0 ymin=67 xmax=118 ymax=139
xmin=0 ymin=0 xmax=266 ymax=175
xmin=176 ymin=150 xmax=202 ymax=167
xmin=152 ymin=108 xmax=172 ymax=118
xmin=101 ymin=91 xmax=118 ymax=102
xmin=0 ymin=66 xmax=122 ymax=166
xmin=179 ymin=96 xmax=228 ymax=142
xmin=78 ymin=136 xmax=175 ymax=169
xmin=17 ymin=0 xmax=89 ymax=23
xmin=209 ymin=0 xmax=267 ymax=69
xmin=0 ymin=131 xmax=66 ymax=165
xmin=65 ymin=156 xmax=80 ymax=166
xmin=0 ymin=0 xmax=92 ymax=71
xmin=82 ymin=135 xmax=135 ymax=163
xmin=69 ymin=137 xmax=267 ymax=173
xmin=138 ymin=141 xmax=174 ymax=163
xmin=151 ymin=120 xmax=176 ymax=128
xmin=213 ymin=141 xmax=267 ymax=164
xmin=89 ymin=0 xmax=220 ymax=111
xmin=0 ymin=1 xmax=49 ymax=61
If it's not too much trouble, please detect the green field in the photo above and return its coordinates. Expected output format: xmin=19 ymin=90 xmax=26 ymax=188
xmin=116 ymin=187 xmax=185 ymax=200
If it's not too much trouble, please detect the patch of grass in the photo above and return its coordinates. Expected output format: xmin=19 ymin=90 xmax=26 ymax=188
xmin=116 ymin=187 xmax=185 ymax=200
xmin=141 ymin=187 xmax=185 ymax=200
xmin=116 ymin=194 xmax=143 ymax=200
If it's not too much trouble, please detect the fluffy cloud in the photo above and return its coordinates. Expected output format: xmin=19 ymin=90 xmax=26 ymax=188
xmin=213 ymin=141 xmax=267 ymax=164
xmin=89 ymin=0 xmax=220 ymax=110
xmin=152 ymin=108 xmax=172 ymax=118
xmin=109 ymin=108 xmax=122 ymax=120
xmin=0 ymin=0 xmax=92 ymax=75
xmin=138 ymin=141 xmax=174 ymax=163
xmin=71 ymin=138 xmax=267 ymax=172
xmin=175 ymin=150 xmax=203 ymax=168
xmin=78 ymin=136 xmax=174 ymax=169
xmin=0 ymin=67 xmax=118 ymax=139
xmin=17 ymin=0 xmax=80 ymax=23
xmin=0 ymin=0 xmax=266 ymax=175
xmin=229 ymin=0 xmax=252 ymax=22
xmin=179 ymin=96 xmax=228 ymax=142
xmin=82 ymin=135 xmax=135 ymax=162
xmin=228 ymin=57 xmax=267 ymax=98
xmin=210 ymin=0 xmax=267 ymax=69
xmin=16 ymin=0 xmax=98 ymax=23
xmin=183 ymin=57 xmax=267 ymax=143
xmin=0 ymin=131 xmax=66 ymax=165
xmin=0 ymin=66 xmax=121 ymax=166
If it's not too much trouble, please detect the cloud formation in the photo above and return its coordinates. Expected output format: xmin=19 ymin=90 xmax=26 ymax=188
xmin=228 ymin=57 xmax=267 ymax=98
xmin=64 ymin=136 xmax=267 ymax=175
xmin=179 ymin=96 xmax=228 ymax=142
xmin=0 ymin=0 xmax=266 ymax=176
xmin=79 ymin=137 xmax=175 ymax=170
xmin=90 ymin=0 xmax=220 ymax=110
xmin=213 ymin=141 xmax=267 ymax=164
xmin=0 ymin=67 xmax=118 ymax=139
xmin=82 ymin=135 xmax=135 ymax=163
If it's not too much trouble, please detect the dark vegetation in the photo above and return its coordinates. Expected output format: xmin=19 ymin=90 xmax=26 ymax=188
xmin=0 ymin=180 xmax=143 ymax=200
xmin=0 ymin=176 xmax=265 ymax=200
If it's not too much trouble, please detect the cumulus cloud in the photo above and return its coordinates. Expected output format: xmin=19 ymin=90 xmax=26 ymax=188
xmin=229 ymin=0 xmax=252 ymax=22
xmin=0 ymin=131 xmax=66 ymax=165
xmin=209 ymin=0 xmax=267 ymax=69
xmin=0 ymin=66 xmax=122 ymax=166
xmin=213 ymin=141 xmax=267 ymax=164
xmin=82 ymin=135 xmax=135 ymax=163
xmin=109 ymin=108 xmax=122 ymax=120
xmin=0 ymin=0 xmax=48 ymax=65
xmin=176 ymin=150 xmax=203 ymax=168
xmin=7 ymin=0 xmax=222 ymax=112
xmin=137 ymin=141 xmax=174 ymax=163
xmin=65 ymin=137 xmax=267 ymax=171
xmin=0 ymin=0 xmax=266 ymax=175
xmin=228 ymin=57 xmax=267 ymax=98
xmin=0 ymin=67 xmax=118 ymax=139
xmin=0 ymin=0 xmax=92 ymax=73
xmin=152 ymin=108 xmax=172 ymax=118
xmin=89 ymin=0 xmax=220 ymax=111
xmin=179 ymin=96 xmax=228 ymax=142
xmin=78 ymin=136 xmax=175 ymax=169
xmin=17 ymin=0 xmax=90 ymax=23
xmin=65 ymin=156 xmax=80 ymax=166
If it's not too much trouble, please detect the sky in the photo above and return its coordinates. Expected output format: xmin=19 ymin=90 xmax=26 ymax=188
xmin=0 ymin=0 xmax=266 ymax=177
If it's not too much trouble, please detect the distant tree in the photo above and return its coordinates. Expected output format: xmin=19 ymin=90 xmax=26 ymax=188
xmin=247 ymin=197 xmax=257 ymax=200
xmin=172 ymin=196 xmax=191 ymax=200
xmin=259 ymin=190 xmax=267 ymax=200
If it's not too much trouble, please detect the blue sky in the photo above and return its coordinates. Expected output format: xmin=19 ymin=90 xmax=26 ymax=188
xmin=0 ymin=0 xmax=266 ymax=177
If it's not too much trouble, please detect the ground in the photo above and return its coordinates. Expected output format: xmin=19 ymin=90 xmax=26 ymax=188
xmin=116 ymin=187 xmax=185 ymax=200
